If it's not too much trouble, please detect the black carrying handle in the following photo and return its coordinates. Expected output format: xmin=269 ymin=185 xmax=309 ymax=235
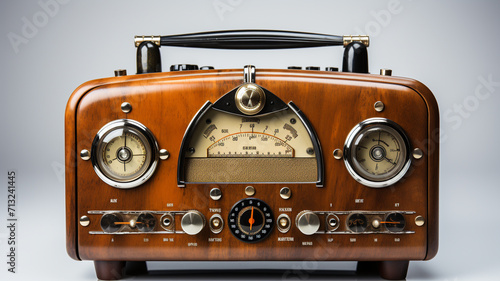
xmin=135 ymin=30 xmax=369 ymax=73
xmin=160 ymin=30 xmax=344 ymax=49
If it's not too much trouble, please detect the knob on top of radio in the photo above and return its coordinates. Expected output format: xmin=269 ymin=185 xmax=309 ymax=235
xmin=170 ymin=64 xmax=199 ymax=71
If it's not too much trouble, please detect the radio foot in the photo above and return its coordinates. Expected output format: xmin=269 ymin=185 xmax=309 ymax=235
xmin=94 ymin=261 xmax=126 ymax=280
xmin=379 ymin=260 xmax=409 ymax=280
xmin=356 ymin=261 xmax=379 ymax=275
xmin=125 ymin=261 xmax=148 ymax=276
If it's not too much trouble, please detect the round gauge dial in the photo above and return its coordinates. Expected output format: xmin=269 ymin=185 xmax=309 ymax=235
xmin=100 ymin=213 xmax=123 ymax=233
xmin=382 ymin=213 xmax=406 ymax=232
xmin=347 ymin=213 xmax=368 ymax=233
xmin=137 ymin=212 xmax=157 ymax=233
xmin=91 ymin=119 xmax=158 ymax=189
xmin=228 ymin=198 xmax=274 ymax=243
xmin=344 ymin=118 xmax=411 ymax=188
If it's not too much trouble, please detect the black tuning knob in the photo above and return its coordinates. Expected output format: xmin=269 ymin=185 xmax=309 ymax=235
xmin=288 ymin=66 xmax=302 ymax=70
xmin=170 ymin=64 xmax=199 ymax=71
xmin=200 ymin=66 xmax=214 ymax=70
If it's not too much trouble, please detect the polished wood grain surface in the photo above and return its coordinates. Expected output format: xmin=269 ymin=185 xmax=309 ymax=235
xmin=65 ymin=69 xmax=438 ymax=262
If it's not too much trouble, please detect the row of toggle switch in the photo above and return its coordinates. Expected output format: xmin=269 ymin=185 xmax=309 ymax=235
xmin=97 ymin=210 xmax=409 ymax=236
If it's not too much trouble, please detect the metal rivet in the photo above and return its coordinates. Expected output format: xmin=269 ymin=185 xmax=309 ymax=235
xmin=280 ymin=187 xmax=291 ymax=200
xmin=121 ymin=102 xmax=132 ymax=113
xmin=333 ymin=149 xmax=343 ymax=160
xmin=80 ymin=149 xmax=90 ymax=161
xmin=210 ymin=188 xmax=222 ymax=201
xmin=415 ymin=216 xmax=425 ymax=227
xmin=245 ymin=186 xmax=255 ymax=196
xmin=80 ymin=216 xmax=90 ymax=227
xmin=413 ymin=148 xmax=423 ymax=159
xmin=374 ymin=101 xmax=385 ymax=112
xmin=159 ymin=149 xmax=170 ymax=160
xmin=380 ymin=69 xmax=392 ymax=76
xmin=114 ymin=69 xmax=127 ymax=77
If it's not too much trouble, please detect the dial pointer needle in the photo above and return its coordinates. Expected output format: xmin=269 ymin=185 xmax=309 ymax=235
xmin=124 ymin=134 xmax=127 ymax=172
xmin=384 ymin=157 xmax=395 ymax=165
xmin=249 ymin=207 xmax=255 ymax=231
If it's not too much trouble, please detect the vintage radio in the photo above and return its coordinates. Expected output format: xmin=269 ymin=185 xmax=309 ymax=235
xmin=65 ymin=30 xmax=439 ymax=280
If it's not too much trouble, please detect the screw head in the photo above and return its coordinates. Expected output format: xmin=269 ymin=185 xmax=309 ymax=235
xmin=210 ymin=188 xmax=222 ymax=201
xmin=80 ymin=216 xmax=90 ymax=227
xmin=80 ymin=149 xmax=90 ymax=161
xmin=413 ymin=148 xmax=424 ymax=159
xmin=415 ymin=216 xmax=425 ymax=227
xmin=245 ymin=186 xmax=255 ymax=196
xmin=159 ymin=149 xmax=170 ymax=160
xmin=280 ymin=187 xmax=291 ymax=200
xmin=121 ymin=102 xmax=132 ymax=113
xmin=333 ymin=149 xmax=343 ymax=160
xmin=374 ymin=101 xmax=385 ymax=112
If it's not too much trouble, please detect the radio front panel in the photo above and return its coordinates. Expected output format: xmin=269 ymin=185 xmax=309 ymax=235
xmin=68 ymin=69 xmax=435 ymax=263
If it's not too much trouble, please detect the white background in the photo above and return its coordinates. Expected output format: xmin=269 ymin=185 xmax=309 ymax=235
xmin=1 ymin=0 xmax=499 ymax=280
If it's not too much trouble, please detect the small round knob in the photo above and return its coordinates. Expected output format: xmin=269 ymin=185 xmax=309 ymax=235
xmin=235 ymin=83 xmax=266 ymax=115
xmin=181 ymin=211 xmax=205 ymax=235
xmin=210 ymin=188 xmax=222 ymax=201
xmin=306 ymin=66 xmax=320 ymax=70
xmin=279 ymin=187 xmax=291 ymax=200
xmin=170 ymin=64 xmax=199 ymax=71
xmin=296 ymin=210 xmax=320 ymax=235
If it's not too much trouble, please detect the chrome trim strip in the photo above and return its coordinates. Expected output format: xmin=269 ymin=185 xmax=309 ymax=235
xmin=177 ymin=101 xmax=213 ymax=187
xmin=288 ymin=102 xmax=324 ymax=187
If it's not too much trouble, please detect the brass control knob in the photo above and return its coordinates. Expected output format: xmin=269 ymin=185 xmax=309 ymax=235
xmin=296 ymin=210 xmax=320 ymax=235
xmin=181 ymin=211 xmax=205 ymax=235
xmin=235 ymin=83 xmax=266 ymax=115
